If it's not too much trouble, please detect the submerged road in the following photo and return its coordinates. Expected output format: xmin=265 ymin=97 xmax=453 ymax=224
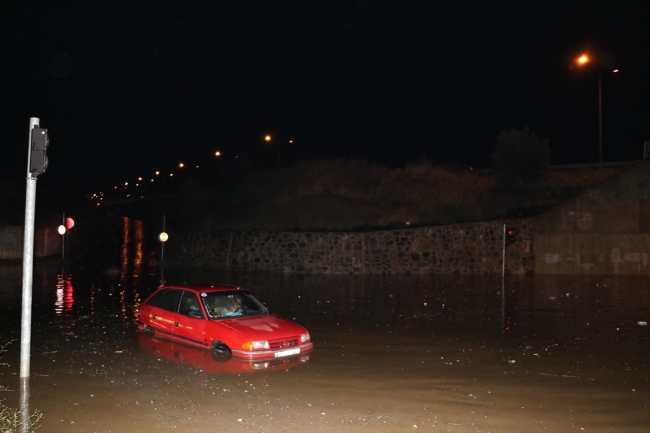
xmin=0 ymin=262 xmax=647 ymax=433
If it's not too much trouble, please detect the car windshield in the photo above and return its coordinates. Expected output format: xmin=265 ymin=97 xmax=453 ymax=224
xmin=200 ymin=291 xmax=268 ymax=319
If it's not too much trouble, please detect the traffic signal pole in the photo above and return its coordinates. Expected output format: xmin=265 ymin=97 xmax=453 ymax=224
xmin=20 ymin=117 xmax=48 ymax=433
xmin=19 ymin=118 xmax=39 ymax=433
xmin=20 ymin=117 xmax=40 ymax=380
xmin=501 ymin=224 xmax=506 ymax=289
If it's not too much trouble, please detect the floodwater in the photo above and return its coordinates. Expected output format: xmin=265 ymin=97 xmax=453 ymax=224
xmin=0 ymin=219 xmax=648 ymax=432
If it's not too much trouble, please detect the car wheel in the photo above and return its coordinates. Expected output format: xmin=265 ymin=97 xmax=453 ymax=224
xmin=144 ymin=326 xmax=155 ymax=337
xmin=210 ymin=342 xmax=232 ymax=363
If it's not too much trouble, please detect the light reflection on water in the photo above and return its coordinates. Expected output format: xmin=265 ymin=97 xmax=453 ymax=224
xmin=0 ymin=216 xmax=647 ymax=378
xmin=0 ymin=263 xmax=648 ymax=343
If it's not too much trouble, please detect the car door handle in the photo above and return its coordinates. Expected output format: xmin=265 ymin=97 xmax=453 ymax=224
xmin=174 ymin=322 xmax=179 ymax=327
xmin=151 ymin=315 xmax=157 ymax=320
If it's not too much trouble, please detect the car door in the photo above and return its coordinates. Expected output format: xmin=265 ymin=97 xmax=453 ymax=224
xmin=147 ymin=289 xmax=183 ymax=338
xmin=173 ymin=291 xmax=207 ymax=348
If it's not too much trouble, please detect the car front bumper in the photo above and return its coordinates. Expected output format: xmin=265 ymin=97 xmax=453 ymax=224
xmin=231 ymin=342 xmax=314 ymax=360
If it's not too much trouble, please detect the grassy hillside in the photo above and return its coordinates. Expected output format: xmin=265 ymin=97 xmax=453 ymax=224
xmin=0 ymin=160 xmax=625 ymax=233
xmin=190 ymin=159 xmax=621 ymax=231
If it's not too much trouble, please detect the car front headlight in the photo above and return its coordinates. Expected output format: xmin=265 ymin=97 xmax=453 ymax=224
xmin=300 ymin=333 xmax=311 ymax=343
xmin=242 ymin=340 xmax=269 ymax=350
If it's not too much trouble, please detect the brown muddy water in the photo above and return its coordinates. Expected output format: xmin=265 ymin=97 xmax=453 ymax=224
xmin=0 ymin=236 xmax=648 ymax=433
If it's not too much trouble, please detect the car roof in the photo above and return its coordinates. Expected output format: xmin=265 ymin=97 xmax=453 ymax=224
xmin=159 ymin=284 xmax=242 ymax=293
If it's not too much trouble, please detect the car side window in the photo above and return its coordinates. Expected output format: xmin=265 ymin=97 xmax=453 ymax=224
xmin=179 ymin=291 xmax=203 ymax=318
xmin=145 ymin=290 xmax=164 ymax=307
xmin=156 ymin=289 xmax=183 ymax=313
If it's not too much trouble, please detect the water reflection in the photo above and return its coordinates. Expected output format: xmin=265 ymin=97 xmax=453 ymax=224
xmin=139 ymin=334 xmax=310 ymax=379
xmin=120 ymin=217 xmax=145 ymax=283
xmin=54 ymin=272 xmax=73 ymax=329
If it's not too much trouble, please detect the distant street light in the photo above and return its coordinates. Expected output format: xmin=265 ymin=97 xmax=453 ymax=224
xmin=576 ymin=52 xmax=619 ymax=164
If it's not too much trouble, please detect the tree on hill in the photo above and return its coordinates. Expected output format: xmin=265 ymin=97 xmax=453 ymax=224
xmin=491 ymin=127 xmax=551 ymax=188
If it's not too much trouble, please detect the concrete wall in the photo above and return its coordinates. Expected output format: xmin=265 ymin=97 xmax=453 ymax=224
xmin=535 ymin=161 xmax=650 ymax=275
xmin=0 ymin=226 xmax=61 ymax=259
xmin=165 ymin=219 xmax=535 ymax=275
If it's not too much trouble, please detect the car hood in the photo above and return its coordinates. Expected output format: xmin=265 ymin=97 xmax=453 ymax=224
xmin=213 ymin=314 xmax=306 ymax=340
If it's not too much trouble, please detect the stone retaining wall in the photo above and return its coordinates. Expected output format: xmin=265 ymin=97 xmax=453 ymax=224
xmin=0 ymin=226 xmax=60 ymax=260
xmin=165 ymin=219 xmax=535 ymax=274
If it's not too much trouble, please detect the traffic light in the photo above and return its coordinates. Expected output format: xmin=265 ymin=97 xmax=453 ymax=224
xmin=505 ymin=226 xmax=516 ymax=247
xmin=29 ymin=127 xmax=49 ymax=175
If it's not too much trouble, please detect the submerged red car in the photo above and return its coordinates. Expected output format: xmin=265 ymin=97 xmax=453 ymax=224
xmin=138 ymin=284 xmax=313 ymax=362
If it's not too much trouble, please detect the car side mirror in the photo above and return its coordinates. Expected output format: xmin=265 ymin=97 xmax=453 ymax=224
xmin=188 ymin=311 xmax=203 ymax=319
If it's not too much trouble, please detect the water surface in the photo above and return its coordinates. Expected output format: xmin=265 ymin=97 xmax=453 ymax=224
xmin=0 ymin=220 xmax=647 ymax=432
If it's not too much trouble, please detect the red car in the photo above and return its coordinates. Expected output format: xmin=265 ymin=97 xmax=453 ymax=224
xmin=138 ymin=284 xmax=313 ymax=362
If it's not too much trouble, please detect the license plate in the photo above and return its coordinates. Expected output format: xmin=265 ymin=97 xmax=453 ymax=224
xmin=275 ymin=348 xmax=300 ymax=358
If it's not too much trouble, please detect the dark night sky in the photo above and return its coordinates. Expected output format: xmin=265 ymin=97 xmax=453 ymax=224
xmin=2 ymin=1 xmax=649 ymax=192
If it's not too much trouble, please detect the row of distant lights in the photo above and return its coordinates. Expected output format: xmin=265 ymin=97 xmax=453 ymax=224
xmin=90 ymin=136 xmax=293 ymax=205
xmin=90 ymin=152 xmax=226 ymax=205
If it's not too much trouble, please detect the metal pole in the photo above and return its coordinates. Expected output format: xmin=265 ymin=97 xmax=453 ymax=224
xmin=501 ymin=223 xmax=506 ymax=331
xmin=598 ymin=71 xmax=603 ymax=165
xmin=160 ymin=215 xmax=166 ymax=285
xmin=501 ymin=223 xmax=506 ymax=289
xmin=20 ymin=117 xmax=39 ymax=379
xmin=19 ymin=377 xmax=30 ymax=433
xmin=61 ymin=212 xmax=65 ymax=260
xmin=161 ymin=214 xmax=166 ymax=262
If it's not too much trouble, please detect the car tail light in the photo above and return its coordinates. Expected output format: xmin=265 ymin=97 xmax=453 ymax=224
xmin=242 ymin=340 xmax=269 ymax=350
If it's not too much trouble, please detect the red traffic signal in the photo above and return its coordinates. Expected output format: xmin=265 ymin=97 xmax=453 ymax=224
xmin=505 ymin=227 xmax=516 ymax=247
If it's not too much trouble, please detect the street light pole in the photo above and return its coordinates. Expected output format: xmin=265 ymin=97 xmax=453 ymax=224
xmin=598 ymin=71 xmax=602 ymax=165
xmin=576 ymin=53 xmax=616 ymax=165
